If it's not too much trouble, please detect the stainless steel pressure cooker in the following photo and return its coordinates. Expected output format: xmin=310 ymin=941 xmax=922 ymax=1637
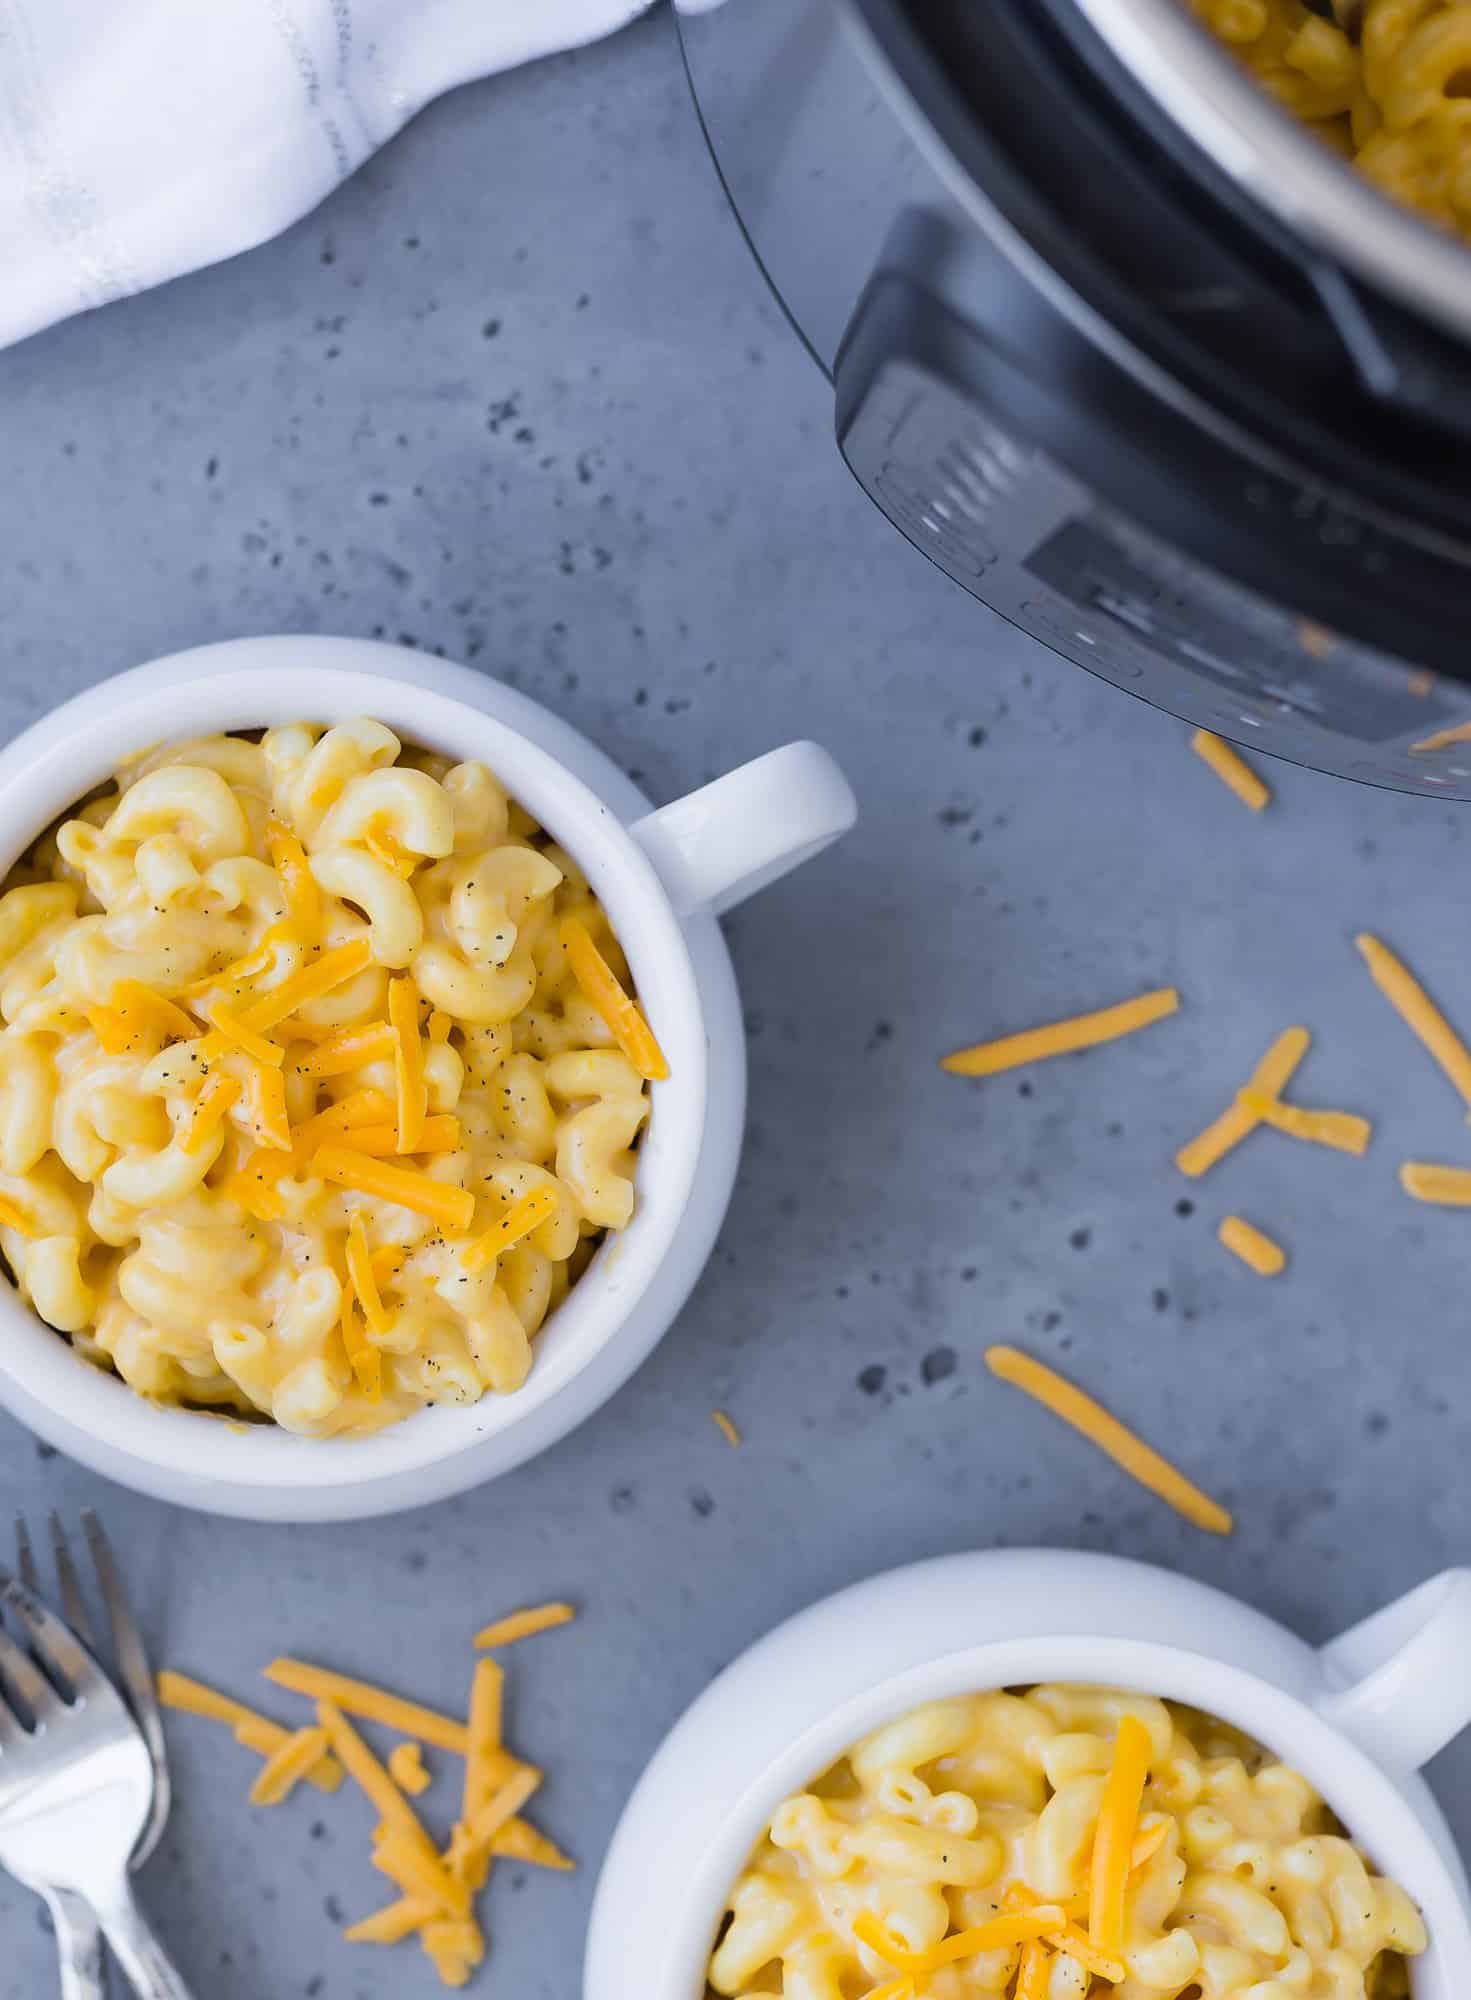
xmin=676 ymin=0 xmax=1471 ymax=795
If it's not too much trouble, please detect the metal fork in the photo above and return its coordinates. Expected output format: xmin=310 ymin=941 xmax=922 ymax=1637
xmin=14 ymin=1514 xmax=172 ymax=2000
xmin=0 ymin=1549 xmax=193 ymax=1998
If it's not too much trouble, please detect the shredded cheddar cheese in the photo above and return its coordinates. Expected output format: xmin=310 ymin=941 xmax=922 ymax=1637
xmin=263 ymin=1661 xmax=471 ymax=1755
xmin=1236 ymin=1089 xmax=1371 ymax=1157
xmin=985 ymin=1346 xmax=1234 ymax=1536
xmin=1174 ymin=1025 xmax=1310 ymax=1178
xmin=227 ymin=1147 xmax=291 ymax=1221
xmin=345 ymin=1899 xmax=438 ymax=1946
xmin=110 ymin=979 xmax=197 ymax=1043
xmin=340 ymin=1287 xmax=383 ymax=1401
xmin=387 ymin=1742 xmax=431 ymax=1796
xmin=1131 ymin=1818 xmax=1171 ymax=1871
xmin=711 ymin=1408 xmax=742 ymax=1447
xmin=373 ymin=1829 xmax=472 ymax=1920
xmin=1399 ymin=1161 xmax=1471 ymax=1205
xmin=473 ymin=1602 xmax=577 ymax=1650
xmin=316 ymin=1700 xmax=439 ymax=1853
xmin=1015 ymin=1943 xmax=1051 ymax=2000
xmin=266 ymin=819 xmax=321 ymax=937
xmin=181 ymin=1072 xmax=240 ymax=1154
xmin=1089 ymin=1714 xmax=1153 ymax=1955
xmin=1218 ymin=1214 xmax=1288 ymax=1276
xmin=1190 ymin=728 xmax=1270 ymax=811
xmin=461 ymin=1184 xmax=559 ymax=1274
xmin=237 ymin=937 xmax=374 ymax=1037
xmin=389 ymin=975 xmax=427 ymax=1152
xmin=428 ymin=1010 xmax=453 ymax=1044
xmin=864 ymin=1983 xmax=915 ymax=2000
xmin=1409 ymin=718 xmax=1471 ymax=755
xmin=311 ymin=1145 xmax=475 ymax=1232
xmin=296 ymin=1022 xmax=397 ymax=1077
xmin=250 ymin=1726 xmax=333 ymax=1808
xmin=941 ymin=987 xmax=1179 ymax=1078
xmin=342 ymin=1117 xmax=461 ymax=1159
xmin=247 ymin=1062 xmax=292 ymax=1152
xmin=347 ymin=1214 xmax=390 ymax=1337
xmin=854 ymin=1907 xmax=1067 ymax=1974
xmin=559 ymin=915 xmax=669 ymax=1081
xmin=1356 ymin=932 xmax=1471 ymax=1113
xmin=157 ymin=1671 xmax=343 ymax=1792
xmin=206 ymin=1002 xmax=284 ymax=1067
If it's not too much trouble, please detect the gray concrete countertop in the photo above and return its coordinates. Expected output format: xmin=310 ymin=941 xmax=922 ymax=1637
xmin=0 ymin=12 xmax=1466 ymax=1996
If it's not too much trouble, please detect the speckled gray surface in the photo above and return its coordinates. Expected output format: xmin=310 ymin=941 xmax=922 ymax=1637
xmin=0 ymin=11 xmax=1467 ymax=1997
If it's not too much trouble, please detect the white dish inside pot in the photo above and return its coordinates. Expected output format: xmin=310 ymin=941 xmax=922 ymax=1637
xmin=587 ymin=1548 xmax=1471 ymax=2000
xmin=0 ymin=635 xmax=854 ymax=1520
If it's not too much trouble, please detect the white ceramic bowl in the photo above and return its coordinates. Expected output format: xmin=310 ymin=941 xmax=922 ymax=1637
xmin=587 ymin=1548 xmax=1471 ymax=1999
xmin=0 ymin=635 xmax=856 ymax=1520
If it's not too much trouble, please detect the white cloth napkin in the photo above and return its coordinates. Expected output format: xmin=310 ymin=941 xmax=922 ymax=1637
xmin=0 ymin=0 xmax=651 ymax=352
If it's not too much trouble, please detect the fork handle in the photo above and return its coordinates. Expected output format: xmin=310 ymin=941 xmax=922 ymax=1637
xmin=44 ymin=1886 xmax=107 ymax=2000
xmin=90 ymin=1878 xmax=194 ymax=2000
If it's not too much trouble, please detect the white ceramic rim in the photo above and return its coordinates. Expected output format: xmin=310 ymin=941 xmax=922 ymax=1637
xmin=593 ymin=1554 xmax=1471 ymax=1998
xmin=0 ymin=637 xmax=710 ymax=1496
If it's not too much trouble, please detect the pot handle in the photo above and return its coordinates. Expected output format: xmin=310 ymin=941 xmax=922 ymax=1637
xmin=629 ymin=742 xmax=856 ymax=917
xmin=1315 ymin=1569 xmax=1471 ymax=1774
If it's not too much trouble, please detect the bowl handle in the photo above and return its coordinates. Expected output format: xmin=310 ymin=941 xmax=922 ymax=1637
xmin=628 ymin=742 xmax=857 ymax=916
xmin=1315 ymin=1569 xmax=1471 ymax=1773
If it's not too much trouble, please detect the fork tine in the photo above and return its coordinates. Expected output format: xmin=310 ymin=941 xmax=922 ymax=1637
xmin=48 ymin=1513 xmax=95 ymax=1649
xmin=0 ymin=1567 xmax=101 ymax=1695
xmin=0 ymin=1621 xmax=62 ymax=1724
xmin=82 ymin=1509 xmax=171 ymax=1856
xmin=13 ymin=1517 xmax=37 ymax=1598
xmin=0 ymin=1676 xmax=21 ymax=1745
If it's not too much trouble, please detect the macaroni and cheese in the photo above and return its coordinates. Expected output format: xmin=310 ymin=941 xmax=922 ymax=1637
xmin=1192 ymin=0 xmax=1471 ymax=239
xmin=709 ymin=1683 xmax=1426 ymax=1997
xmin=0 ymin=720 xmax=661 ymax=1437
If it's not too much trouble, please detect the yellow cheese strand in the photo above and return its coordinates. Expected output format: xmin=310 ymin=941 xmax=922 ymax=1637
xmin=941 ymin=987 xmax=1178 ymax=1078
xmin=1190 ymin=728 xmax=1271 ymax=810
xmin=295 ymin=1022 xmax=396 ymax=1076
xmin=266 ymin=820 xmax=321 ymax=937
xmin=340 ymin=1118 xmax=460 ymax=1159
xmin=985 ymin=1347 xmax=1233 ymax=1536
xmin=237 ymin=937 xmax=373 ymax=1036
xmin=264 ymin=1662 xmax=470 ymax=1755
xmin=853 ymin=1908 xmax=1066 ymax=1975
xmin=312 ymin=1144 xmax=474 ymax=1231
xmin=473 ymin=1602 xmax=577 ymax=1649
xmin=1399 ymin=1160 xmax=1471 ymax=1205
xmin=346 ymin=1214 xmax=391 ymax=1338
xmin=247 ymin=1063 xmax=292 ymax=1151
xmin=1174 ymin=1025 xmax=1310 ymax=1178
xmin=1236 ymin=1089 xmax=1371 ymax=1156
xmin=249 ymin=1726 xmax=332 ymax=1808
xmin=339 ymin=1284 xmax=382 ymax=1402
xmin=711 ymin=1409 xmax=741 ymax=1447
xmin=461 ymin=1184 xmax=559 ymax=1274
xmin=1218 ymin=1214 xmax=1288 ymax=1277
xmin=560 ymin=915 xmax=669 ymax=1081
xmin=1356 ymin=932 xmax=1471 ymax=1113
xmin=1089 ymin=1714 xmax=1153 ymax=1955
xmin=1015 ymin=1942 xmax=1051 ymax=2000
xmin=181 ymin=1072 xmax=240 ymax=1155
xmin=206 ymin=1002 xmax=284 ymax=1067
xmin=387 ymin=1742 xmax=432 ymax=1798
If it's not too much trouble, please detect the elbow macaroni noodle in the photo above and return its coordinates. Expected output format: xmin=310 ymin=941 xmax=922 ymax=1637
xmin=0 ymin=721 xmax=655 ymax=1437
xmin=709 ymin=1684 xmax=1426 ymax=1999
xmin=1191 ymin=0 xmax=1471 ymax=238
